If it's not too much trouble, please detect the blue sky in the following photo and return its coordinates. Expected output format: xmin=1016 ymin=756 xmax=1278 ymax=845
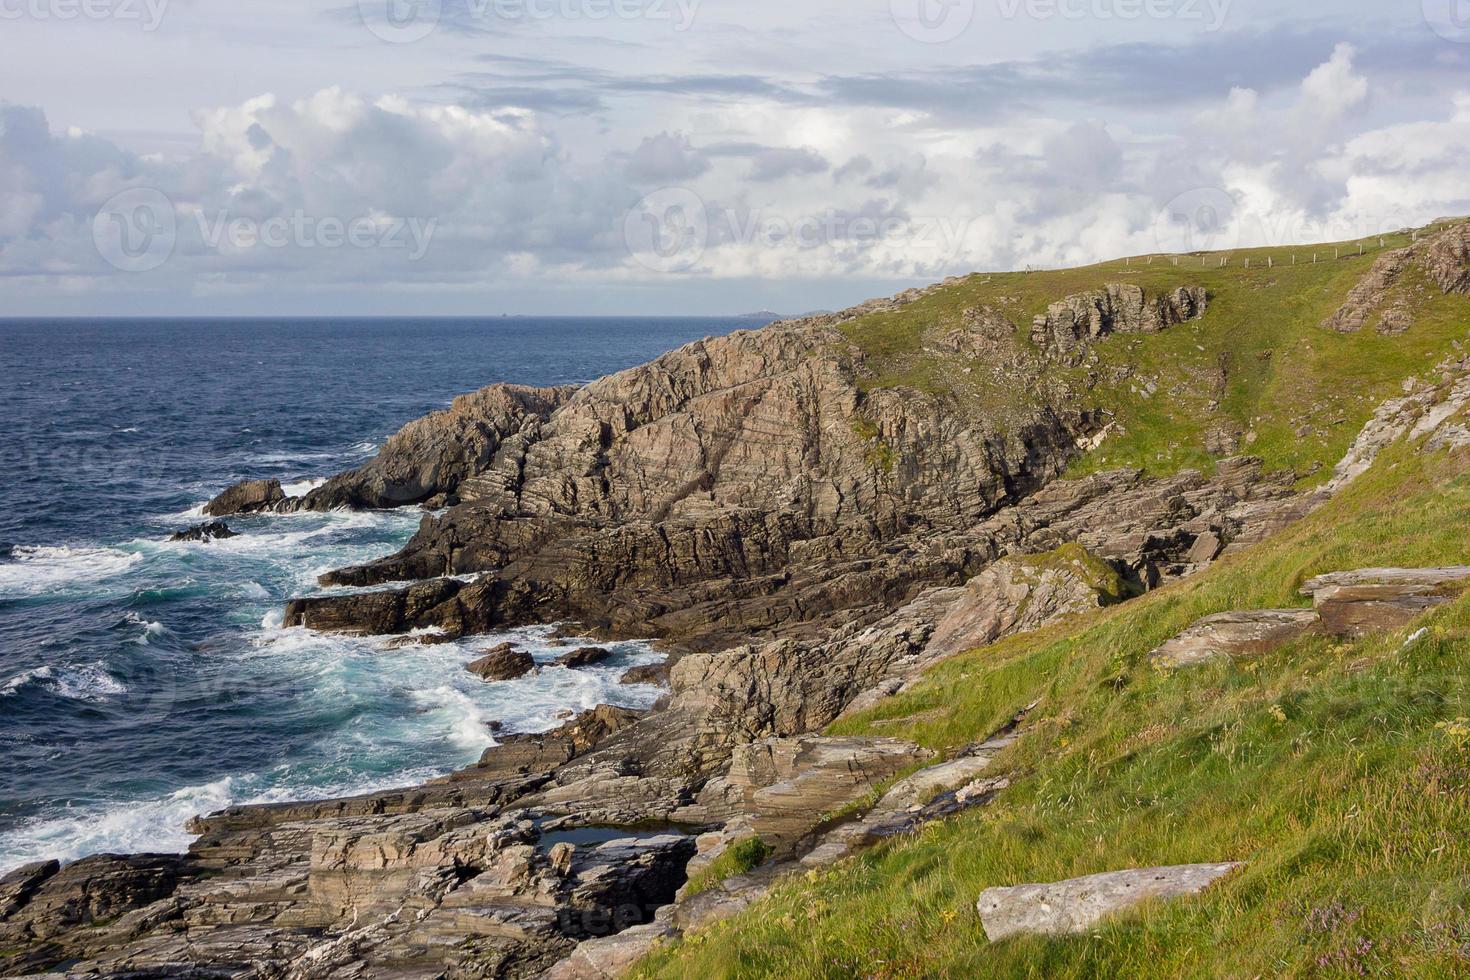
xmin=1 ymin=0 xmax=1468 ymax=315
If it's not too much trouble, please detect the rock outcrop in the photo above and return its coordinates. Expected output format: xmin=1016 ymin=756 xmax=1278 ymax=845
xmin=976 ymin=863 xmax=1244 ymax=942
xmin=204 ymin=478 xmax=284 ymax=517
xmin=1301 ymin=567 xmax=1470 ymax=638
xmin=708 ymin=736 xmax=935 ymax=851
xmin=1322 ymin=221 xmax=1470 ymax=334
xmin=169 ymin=520 xmax=238 ymax=543
xmin=1031 ymin=284 xmax=1207 ymax=361
xmin=924 ymin=545 xmax=1128 ymax=661
xmin=1149 ymin=609 xmax=1321 ymax=670
xmin=298 ymin=383 xmax=576 ymax=511
xmin=467 ymin=643 xmax=537 ymax=682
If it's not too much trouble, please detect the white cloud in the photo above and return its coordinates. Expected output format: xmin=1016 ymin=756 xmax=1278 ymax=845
xmin=1301 ymin=42 xmax=1369 ymax=118
xmin=5 ymin=18 xmax=1470 ymax=314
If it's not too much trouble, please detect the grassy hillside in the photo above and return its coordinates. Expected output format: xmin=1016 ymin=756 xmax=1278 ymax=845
xmin=840 ymin=223 xmax=1470 ymax=487
xmin=635 ymin=305 xmax=1470 ymax=977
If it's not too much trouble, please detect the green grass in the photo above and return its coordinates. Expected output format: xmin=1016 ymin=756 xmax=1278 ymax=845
xmin=635 ymin=430 xmax=1470 ymax=978
xmin=837 ymin=223 xmax=1470 ymax=487
xmin=683 ymin=837 xmax=776 ymax=899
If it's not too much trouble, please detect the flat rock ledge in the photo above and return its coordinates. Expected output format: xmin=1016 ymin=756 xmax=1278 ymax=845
xmin=1149 ymin=609 xmax=1320 ymax=669
xmin=976 ymin=862 xmax=1244 ymax=942
xmin=1151 ymin=566 xmax=1470 ymax=669
xmin=1301 ymin=566 xmax=1470 ymax=639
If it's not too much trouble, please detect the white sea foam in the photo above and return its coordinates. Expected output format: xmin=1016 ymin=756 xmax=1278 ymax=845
xmin=281 ymin=477 xmax=326 ymax=498
xmin=125 ymin=612 xmax=166 ymax=645
xmin=410 ymin=685 xmax=498 ymax=752
xmin=1 ymin=663 xmax=127 ymax=702
xmin=0 ymin=765 xmax=459 ymax=874
xmin=0 ymin=778 xmax=238 ymax=872
xmin=0 ymin=546 xmax=143 ymax=599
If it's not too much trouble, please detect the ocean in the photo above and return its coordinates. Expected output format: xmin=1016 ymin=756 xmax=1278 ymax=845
xmin=0 ymin=316 xmax=742 ymax=872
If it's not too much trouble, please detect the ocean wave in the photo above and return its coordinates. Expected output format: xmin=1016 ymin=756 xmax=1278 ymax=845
xmin=0 ymin=765 xmax=455 ymax=874
xmin=0 ymin=777 xmax=236 ymax=872
xmin=0 ymin=545 xmax=143 ymax=599
xmin=410 ymin=685 xmax=498 ymax=752
xmin=281 ymin=477 xmax=326 ymax=498
xmin=1 ymin=663 xmax=128 ymax=703
xmin=123 ymin=612 xmax=167 ymax=645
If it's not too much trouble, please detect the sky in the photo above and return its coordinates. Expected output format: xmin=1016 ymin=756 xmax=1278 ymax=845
xmin=1 ymin=0 xmax=1469 ymax=316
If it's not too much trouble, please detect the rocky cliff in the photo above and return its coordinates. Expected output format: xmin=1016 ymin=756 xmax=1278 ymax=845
xmin=13 ymin=220 xmax=1470 ymax=979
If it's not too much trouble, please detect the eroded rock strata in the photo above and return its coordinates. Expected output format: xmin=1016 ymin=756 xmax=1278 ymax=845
xmin=15 ymin=242 xmax=1470 ymax=979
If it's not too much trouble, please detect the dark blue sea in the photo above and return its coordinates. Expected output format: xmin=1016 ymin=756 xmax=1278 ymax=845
xmin=0 ymin=317 xmax=742 ymax=871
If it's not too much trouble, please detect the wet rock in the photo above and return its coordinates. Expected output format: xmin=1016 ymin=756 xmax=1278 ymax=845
xmin=1149 ymin=609 xmax=1321 ymax=669
xmin=558 ymin=647 xmax=613 ymax=669
xmin=283 ymin=577 xmax=467 ymax=636
xmin=620 ymin=662 xmax=672 ymax=686
xmin=977 ymin=863 xmax=1243 ymax=941
xmin=466 ymin=705 xmax=646 ymax=779
xmin=169 ymin=521 xmax=238 ymax=543
xmin=1301 ymin=567 xmax=1470 ymax=639
xmin=204 ymin=478 xmax=284 ymax=517
xmin=467 ymin=643 xmax=537 ymax=682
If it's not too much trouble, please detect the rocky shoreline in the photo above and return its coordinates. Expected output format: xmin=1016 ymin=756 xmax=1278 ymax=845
xmin=6 ymin=226 xmax=1470 ymax=979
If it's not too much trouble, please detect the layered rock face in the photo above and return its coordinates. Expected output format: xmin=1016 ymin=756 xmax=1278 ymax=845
xmin=285 ymin=316 xmax=1092 ymax=652
xmin=1032 ymin=284 xmax=1207 ymax=361
xmin=1322 ymin=222 xmax=1470 ymax=334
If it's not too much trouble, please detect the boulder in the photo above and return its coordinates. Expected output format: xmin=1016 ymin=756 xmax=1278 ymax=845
xmin=168 ymin=520 xmax=238 ymax=543
xmin=977 ymin=863 xmax=1243 ymax=941
xmin=620 ymin=662 xmax=672 ymax=686
xmin=558 ymin=646 xmax=614 ymax=669
xmin=1301 ymin=567 xmax=1470 ymax=639
xmin=467 ymin=643 xmax=537 ymax=682
xmin=204 ymin=478 xmax=284 ymax=517
xmin=1149 ymin=609 xmax=1321 ymax=669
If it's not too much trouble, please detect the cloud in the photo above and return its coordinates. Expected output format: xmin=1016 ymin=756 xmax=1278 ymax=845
xmin=8 ymin=14 xmax=1470 ymax=315
xmin=624 ymin=132 xmax=710 ymax=184
xmin=1301 ymin=42 xmax=1369 ymax=118
xmin=746 ymin=146 xmax=829 ymax=182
